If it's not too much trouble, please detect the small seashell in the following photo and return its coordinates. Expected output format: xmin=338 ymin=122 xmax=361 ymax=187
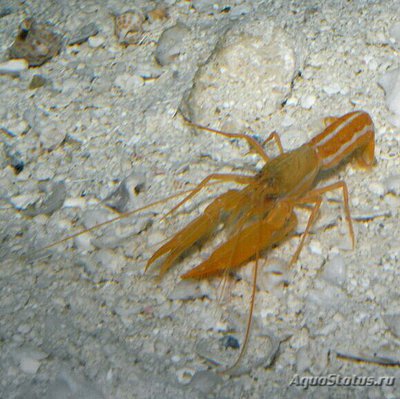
xmin=114 ymin=10 xmax=145 ymax=46
xmin=176 ymin=368 xmax=195 ymax=385
xmin=8 ymin=18 xmax=62 ymax=66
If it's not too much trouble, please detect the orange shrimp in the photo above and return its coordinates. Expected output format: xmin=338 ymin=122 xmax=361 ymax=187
xmin=146 ymin=111 xmax=375 ymax=279
xmin=145 ymin=110 xmax=375 ymax=371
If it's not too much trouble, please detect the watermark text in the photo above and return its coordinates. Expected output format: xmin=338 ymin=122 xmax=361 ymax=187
xmin=289 ymin=374 xmax=395 ymax=390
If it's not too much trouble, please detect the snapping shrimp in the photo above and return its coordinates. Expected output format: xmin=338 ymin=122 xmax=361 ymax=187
xmin=145 ymin=110 xmax=375 ymax=371
xmin=146 ymin=111 xmax=375 ymax=279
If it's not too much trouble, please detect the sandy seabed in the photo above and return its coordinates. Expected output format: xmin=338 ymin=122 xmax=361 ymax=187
xmin=1 ymin=1 xmax=400 ymax=398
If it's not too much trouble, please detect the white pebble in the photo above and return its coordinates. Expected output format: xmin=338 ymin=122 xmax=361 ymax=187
xmin=281 ymin=114 xmax=295 ymax=127
xmin=308 ymin=239 xmax=322 ymax=255
xmin=9 ymin=193 xmax=40 ymax=210
xmin=82 ymin=208 xmax=113 ymax=229
xmin=389 ymin=22 xmax=400 ymax=43
xmin=322 ymin=254 xmax=346 ymax=286
xmin=20 ymin=357 xmax=41 ymax=374
xmin=74 ymin=233 xmax=95 ymax=252
xmin=385 ymin=174 xmax=400 ymax=196
xmin=63 ymin=197 xmax=87 ymax=209
xmin=171 ymin=355 xmax=180 ymax=363
xmin=94 ymin=249 xmax=125 ymax=273
xmin=379 ymin=68 xmax=400 ymax=124
xmin=0 ymin=59 xmax=28 ymax=74
xmin=135 ymin=64 xmax=163 ymax=79
xmin=285 ymin=96 xmax=298 ymax=106
xmin=181 ymin=19 xmax=301 ymax=132
xmin=368 ymin=181 xmax=385 ymax=196
xmin=147 ymin=230 xmax=165 ymax=247
xmin=9 ymin=119 xmax=29 ymax=136
xmin=114 ymin=73 xmax=143 ymax=91
xmin=88 ymin=35 xmax=105 ymax=48
xmin=323 ymin=83 xmax=341 ymax=95
xmin=300 ymin=94 xmax=316 ymax=109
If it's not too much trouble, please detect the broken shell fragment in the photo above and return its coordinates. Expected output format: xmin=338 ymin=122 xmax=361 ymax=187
xmin=8 ymin=18 xmax=62 ymax=66
xmin=147 ymin=7 xmax=168 ymax=22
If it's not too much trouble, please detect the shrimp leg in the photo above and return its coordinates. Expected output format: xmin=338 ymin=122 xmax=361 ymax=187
xmin=182 ymin=116 xmax=272 ymax=162
xmin=289 ymin=179 xmax=355 ymax=265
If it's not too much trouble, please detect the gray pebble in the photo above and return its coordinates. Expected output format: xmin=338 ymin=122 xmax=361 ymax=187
xmin=68 ymin=23 xmax=99 ymax=45
xmin=321 ymin=255 xmax=346 ymax=287
xmin=382 ymin=313 xmax=400 ymax=338
xmin=155 ymin=23 xmax=191 ymax=66
xmin=23 ymin=181 xmax=66 ymax=216
xmin=385 ymin=174 xmax=400 ymax=196
xmin=168 ymin=280 xmax=205 ymax=300
xmin=38 ymin=121 xmax=66 ymax=150
xmin=181 ymin=16 xmax=301 ymax=130
xmin=189 ymin=370 xmax=222 ymax=394
xmin=29 ymin=74 xmax=50 ymax=89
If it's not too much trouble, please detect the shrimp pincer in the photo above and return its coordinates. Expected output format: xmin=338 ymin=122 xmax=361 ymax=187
xmin=146 ymin=111 xmax=375 ymax=279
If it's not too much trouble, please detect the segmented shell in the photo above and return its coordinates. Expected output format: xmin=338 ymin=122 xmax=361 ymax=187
xmin=114 ymin=10 xmax=145 ymax=46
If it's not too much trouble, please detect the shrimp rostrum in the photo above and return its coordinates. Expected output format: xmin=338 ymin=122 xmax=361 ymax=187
xmin=146 ymin=111 xmax=375 ymax=280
